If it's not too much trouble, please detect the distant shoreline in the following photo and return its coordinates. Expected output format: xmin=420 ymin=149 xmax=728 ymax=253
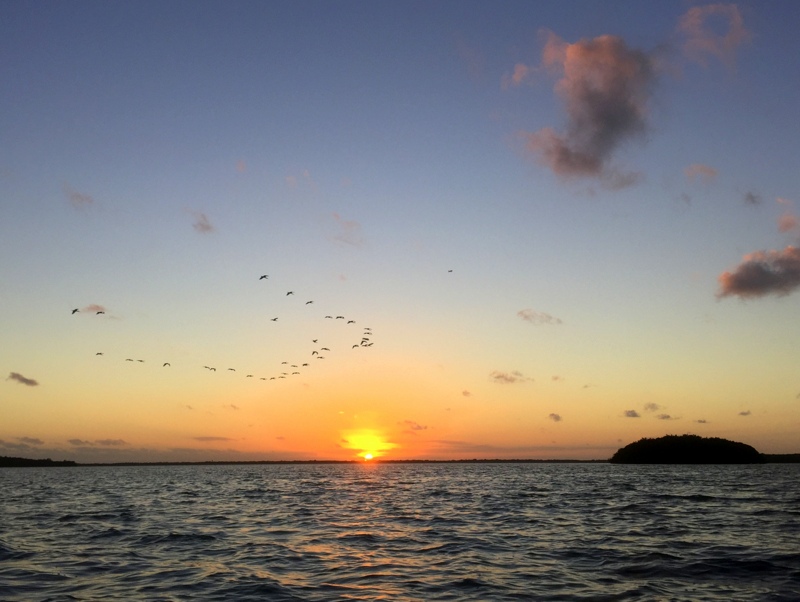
xmin=2 ymin=454 xmax=799 ymax=467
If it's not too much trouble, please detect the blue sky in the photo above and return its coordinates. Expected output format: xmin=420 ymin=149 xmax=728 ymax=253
xmin=2 ymin=1 xmax=799 ymax=462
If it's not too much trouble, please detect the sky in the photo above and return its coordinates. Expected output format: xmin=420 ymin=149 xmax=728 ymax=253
xmin=2 ymin=1 xmax=800 ymax=463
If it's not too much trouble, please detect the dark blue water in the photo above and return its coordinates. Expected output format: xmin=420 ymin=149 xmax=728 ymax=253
xmin=1 ymin=463 xmax=799 ymax=600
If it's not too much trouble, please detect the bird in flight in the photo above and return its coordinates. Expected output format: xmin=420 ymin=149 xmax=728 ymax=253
xmin=259 ymin=275 xmax=268 ymax=280
xmin=286 ymin=291 xmax=294 ymax=296
xmin=228 ymin=368 xmax=236 ymax=372
xmin=96 ymin=311 xmax=105 ymax=315
xmin=71 ymin=308 xmax=79 ymax=314
xmin=96 ymin=352 xmax=103 ymax=356
xmin=126 ymin=358 xmax=134 ymax=361
xmin=271 ymin=317 xmax=278 ymax=321
xmin=305 ymin=300 xmax=313 ymax=305
xmin=163 ymin=363 xmax=170 ymax=367
xmin=347 ymin=320 xmax=355 ymax=324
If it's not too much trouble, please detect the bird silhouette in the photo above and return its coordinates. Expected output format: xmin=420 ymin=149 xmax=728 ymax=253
xmin=96 ymin=311 xmax=105 ymax=315
xmin=259 ymin=275 xmax=268 ymax=280
xmin=228 ymin=368 xmax=236 ymax=371
xmin=246 ymin=374 xmax=253 ymax=378
xmin=96 ymin=352 xmax=103 ymax=356
xmin=137 ymin=360 xmax=144 ymax=363
xmin=271 ymin=317 xmax=278 ymax=321
xmin=347 ymin=320 xmax=355 ymax=324
xmin=71 ymin=308 xmax=79 ymax=314
xmin=325 ymin=316 xmax=333 ymax=319
xmin=286 ymin=291 xmax=294 ymax=296
xmin=163 ymin=363 xmax=170 ymax=367
xmin=126 ymin=358 xmax=133 ymax=361
xmin=305 ymin=300 xmax=313 ymax=305
xmin=321 ymin=347 xmax=330 ymax=351
xmin=336 ymin=316 xmax=344 ymax=319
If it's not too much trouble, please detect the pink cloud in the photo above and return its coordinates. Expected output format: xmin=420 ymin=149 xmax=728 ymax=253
xmin=684 ymin=163 xmax=718 ymax=183
xmin=331 ymin=213 xmax=364 ymax=246
xmin=64 ymin=185 xmax=95 ymax=209
xmin=717 ymin=245 xmax=800 ymax=298
xmin=520 ymin=32 xmax=654 ymax=186
xmin=678 ymin=3 xmax=751 ymax=68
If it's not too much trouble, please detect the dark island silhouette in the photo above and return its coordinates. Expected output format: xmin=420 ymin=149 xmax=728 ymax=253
xmin=610 ymin=434 xmax=764 ymax=464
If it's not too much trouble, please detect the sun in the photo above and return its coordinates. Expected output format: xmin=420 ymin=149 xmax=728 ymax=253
xmin=341 ymin=428 xmax=397 ymax=460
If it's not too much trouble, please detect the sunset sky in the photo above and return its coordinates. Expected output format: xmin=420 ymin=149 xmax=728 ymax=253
xmin=2 ymin=1 xmax=799 ymax=462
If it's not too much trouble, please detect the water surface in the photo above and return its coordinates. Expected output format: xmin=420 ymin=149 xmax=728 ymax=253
xmin=2 ymin=463 xmax=799 ymax=600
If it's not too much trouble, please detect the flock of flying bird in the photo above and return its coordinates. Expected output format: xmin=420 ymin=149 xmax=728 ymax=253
xmin=71 ymin=274 xmax=376 ymax=382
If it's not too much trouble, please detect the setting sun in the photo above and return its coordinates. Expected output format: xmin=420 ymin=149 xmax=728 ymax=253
xmin=341 ymin=428 xmax=397 ymax=460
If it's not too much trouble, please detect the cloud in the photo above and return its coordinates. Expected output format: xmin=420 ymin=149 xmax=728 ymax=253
xmin=548 ymin=413 xmax=562 ymax=422
xmin=489 ymin=370 xmax=532 ymax=384
xmin=684 ymin=163 xmax=717 ymax=183
xmin=193 ymin=436 xmax=234 ymax=442
xmin=677 ymin=3 xmax=751 ymax=68
xmin=739 ymin=410 xmax=751 ymax=416
xmin=64 ymin=185 xmax=95 ymax=209
xmin=744 ymin=191 xmax=761 ymax=206
xmin=517 ymin=309 xmax=563 ymax=325
xmin=717 ymin=245 xmax=800 ymax=298
xmin=624 ymin=410 xmax=641 ymax=418
xmin=551 ymin=375 xmax=564 ymax=382
xmin=520 ymin=31 xmax=655 ymax=186
xmin=7 ymin=372 xmax=38 ymax=386
xmin=95 ymin=439 xmax=126 ymax=446
xmin=18 ymin=437 xmax=44 ymax=445
xmin=643 ymin=402 xmax=661 ymax=412
xmin=236 ymin=160 xmax=247 ymax=173
xmin=68 ymin=439 xmax=94 ymax=446
xmin=191 ymin=211 xmax=214 ymax=233
xmin=695 ymin=419 xmax=709 ymax=424
xmin=331 ymin=213 xmax=364 ymax=246
xmin=0 ymin=439 xmax=39 ymax=451
xmin=657 ymin=414 xmax=676 ymax=420
xmin=502 ymin=63 xmax=533 ymax=89
xmin=777 ymin=199 xmax=799 ymax=233
xmin=400 ymin=420 xmax=428 ymax=434
xmin=462 ymin=390 xmax=471 ymax=397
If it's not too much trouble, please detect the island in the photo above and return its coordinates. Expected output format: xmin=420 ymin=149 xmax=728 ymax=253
xmin=609 ymin=434 xmax=764 ymax=464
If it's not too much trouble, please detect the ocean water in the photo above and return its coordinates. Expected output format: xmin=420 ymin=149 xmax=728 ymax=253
xmin=1 ymin=463 xmax=799 ymax=601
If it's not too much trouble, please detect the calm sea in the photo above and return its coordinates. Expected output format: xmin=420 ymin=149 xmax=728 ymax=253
xmin=1 ymin=463 xmax=799 ymax=601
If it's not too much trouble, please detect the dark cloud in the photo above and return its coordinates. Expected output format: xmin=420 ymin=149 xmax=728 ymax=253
xmin=717 ymin=245 xmax=800 ymax=298
xmin=517 ymin=309 xmax=563 ymax=325
xmin=191 ymin=211 xmax=214 ymax=233
xmin=624 ymin=410 xmax=640 ymax=418
xmin=677 ymin=3 xmax=750 ymax=68
xmin=643 ymin=402 xmax=661 ymax=412
xmin=400 ymin=420 xmax=428 ymax=433
xmin=489 ymin=370 xmax=532 ymax=384
xmin=68 ymin=439 xmax=94 ymax=446
xmin=657 ymin=414 xmax=675 ymax=420
xmin=64 ymin=185 xmax=94 ymax=208
xmin=7 ymin=372 xmax=38 ymax=386
xmin=739 ymin=410 xmax=751 ymax=416
xmin=744 ymin=191 xmax=761 ymax=206
xmin=193 ymin=436 xmax=234 ymax=442
xmin=18 ymin=437 xmax=44 ymax=445
xmin=0 ymin=439 xmax=37 ymax=451
xmin=521 ymin=31 xmax=655 ymax=186
xmin=548 ymin=413 xmax=562 ymax=422
xmin=95 ymin=439 xmax=126 ymax=446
